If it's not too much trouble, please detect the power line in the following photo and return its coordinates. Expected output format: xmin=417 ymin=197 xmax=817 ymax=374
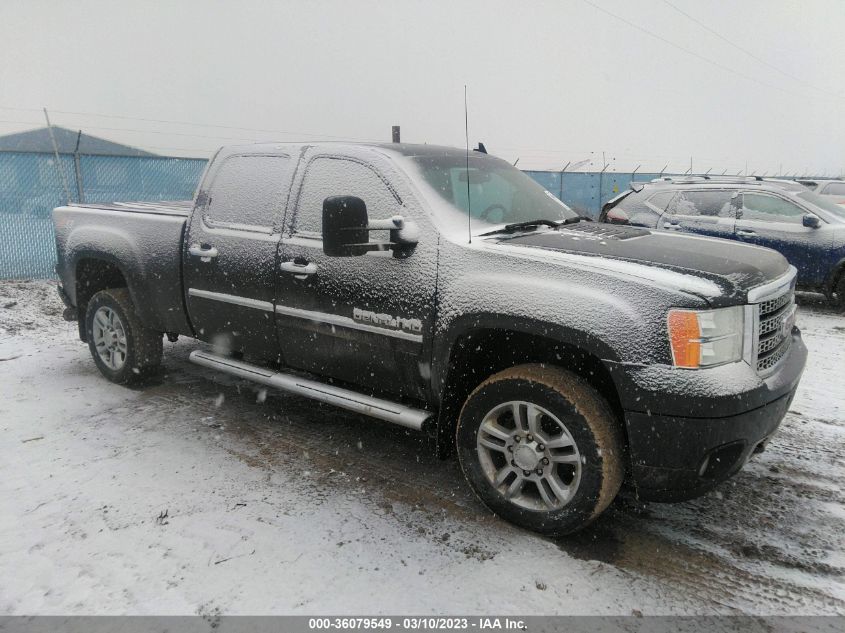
xmin=0 ymin=119 xmax=220 ymax=157
xmin=580 ymin=0 xmax=831 ymax=102
xmin=661 ymin=0 xmax=844 ymax=99
xmin=0 ymin=116 xmax=386 ymax=152
xmin=0 ymin=105 xmax=383 ymax=142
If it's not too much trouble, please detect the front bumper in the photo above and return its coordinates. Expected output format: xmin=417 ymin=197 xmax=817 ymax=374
xmin=607 ymin=330 xmax=807 ymax=502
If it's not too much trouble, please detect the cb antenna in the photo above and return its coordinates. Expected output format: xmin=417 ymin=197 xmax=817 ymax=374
xmin=465 ymin=85 xmax=472 ymax=244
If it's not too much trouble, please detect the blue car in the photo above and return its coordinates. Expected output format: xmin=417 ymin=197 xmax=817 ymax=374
xmin=600 ymin=176 xmax=845 ymax=309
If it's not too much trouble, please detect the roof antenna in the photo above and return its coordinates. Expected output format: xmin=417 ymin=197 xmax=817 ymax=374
xmin=465 ymin=85 xmax=472 ymax=244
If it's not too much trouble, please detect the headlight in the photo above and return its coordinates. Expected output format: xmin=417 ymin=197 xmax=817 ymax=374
xmin=667 ymin=306 xmax=744 ymax=369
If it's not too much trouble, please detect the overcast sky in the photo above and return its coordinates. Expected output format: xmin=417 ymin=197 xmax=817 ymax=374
xmin=1 ymin=0 xmax=844 ymax=174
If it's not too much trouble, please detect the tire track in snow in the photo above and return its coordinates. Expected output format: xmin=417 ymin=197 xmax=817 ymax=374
xmin=129 ymin=346 xmax=845 ymax=614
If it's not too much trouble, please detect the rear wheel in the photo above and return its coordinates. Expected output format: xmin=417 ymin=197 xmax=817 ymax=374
xmin=456 ymin=364 xmax=624 ymax=535
xmin=85 ymin=288 xmax=162 ymax=384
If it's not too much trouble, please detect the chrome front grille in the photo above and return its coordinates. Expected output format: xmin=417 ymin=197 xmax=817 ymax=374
xmin=758 ymin=291 xmax=793 ymax=317
xmin=754 ymin=285 xmax=796 ymax=373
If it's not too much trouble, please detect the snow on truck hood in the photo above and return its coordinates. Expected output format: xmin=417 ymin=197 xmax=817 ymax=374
xmin=483 ymin=222 xmax=791 ymax=303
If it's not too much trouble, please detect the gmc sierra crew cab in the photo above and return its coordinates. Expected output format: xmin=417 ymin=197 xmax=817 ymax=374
xmin=52 ymin=142 xmax=807 ymax=535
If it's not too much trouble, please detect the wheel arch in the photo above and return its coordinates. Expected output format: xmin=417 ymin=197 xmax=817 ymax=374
xmin=74 ymin=254 xmax=135 ymax=341
xmin=432 ymin=317 xmax=626 ymax=459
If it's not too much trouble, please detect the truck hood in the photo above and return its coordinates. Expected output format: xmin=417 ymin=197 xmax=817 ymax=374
xmin=489 ymin=223 xmax=790 ymax=306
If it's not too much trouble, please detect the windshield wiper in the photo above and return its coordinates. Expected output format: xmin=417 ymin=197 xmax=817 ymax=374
xmin=479 ymin=217 xmax=576 ymax=236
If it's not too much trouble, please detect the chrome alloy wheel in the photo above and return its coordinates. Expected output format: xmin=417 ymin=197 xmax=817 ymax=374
xmin=92 ymin=306 xmax=128 ymax=370
xmin=476 ymin=401 xmax=582 ymax=511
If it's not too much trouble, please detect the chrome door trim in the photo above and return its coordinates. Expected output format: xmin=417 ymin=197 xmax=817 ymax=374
xmin=188 ymin=288 xmax=274 ymax=312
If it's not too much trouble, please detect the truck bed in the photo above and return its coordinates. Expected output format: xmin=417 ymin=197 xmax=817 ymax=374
xmin=52 ymin=200 xmax=193 ymax=336
xmin=71 ymin=200 xmax=193 ymax=216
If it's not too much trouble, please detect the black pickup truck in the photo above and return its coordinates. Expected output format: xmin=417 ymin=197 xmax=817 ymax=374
xmin=52 ymin=142 xmax=807 ymax=534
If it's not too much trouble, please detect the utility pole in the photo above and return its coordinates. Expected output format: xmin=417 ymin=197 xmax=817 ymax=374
xmin=73 ymin=129 xmax=85 ymax=203
xmin=599 ymin=152 xmax=607 ymax=214
xmin=391 ymin=126 xmax=400 ymax=143
xmin=43 ymin=108 xmax=72 ymax=205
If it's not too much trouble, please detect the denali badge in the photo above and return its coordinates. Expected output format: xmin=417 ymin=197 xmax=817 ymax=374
xmin=353 ymin=308 xmax=422 ymax=334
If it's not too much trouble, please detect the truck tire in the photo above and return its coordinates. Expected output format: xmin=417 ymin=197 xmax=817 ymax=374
xmin=85 ymin=288 xmax=162 ymax=384
xmin=456 ymin=364 xmax=624 ymax=535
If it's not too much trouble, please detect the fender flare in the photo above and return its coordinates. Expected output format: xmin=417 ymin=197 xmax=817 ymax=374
xmin=429 ymin=314 xmax=626 ymax=459
xmin=65 ymin=225 xmax=151 ymax=323
xmin=431 ymin=313 xmax=622 ymax=396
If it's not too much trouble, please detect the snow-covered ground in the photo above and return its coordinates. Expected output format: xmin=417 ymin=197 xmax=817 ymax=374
xmin=0 ymin=280 xmax=843 ymax=615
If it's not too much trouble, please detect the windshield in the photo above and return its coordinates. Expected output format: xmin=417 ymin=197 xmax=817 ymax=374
xmin=410 ymin=153 xmax=578 ymax=232
xmin=798 ymin=191 xmax=845 ymax=219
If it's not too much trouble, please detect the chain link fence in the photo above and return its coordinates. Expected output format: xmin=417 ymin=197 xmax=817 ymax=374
xmin=0 ymin=152 xmax=207 ymax=279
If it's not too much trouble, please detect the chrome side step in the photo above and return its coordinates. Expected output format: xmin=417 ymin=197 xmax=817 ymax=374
xmin=189 ymin=350 xmax=432 ymax=431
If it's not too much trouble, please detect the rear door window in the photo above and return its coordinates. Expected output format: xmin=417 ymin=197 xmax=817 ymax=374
xmin=740 ymin=193 xmax=805 ymax=224
xmin=668 ymin=190 xmax=734 ymax=217
xmin=205 ymin=154 xmax=293 ymax=230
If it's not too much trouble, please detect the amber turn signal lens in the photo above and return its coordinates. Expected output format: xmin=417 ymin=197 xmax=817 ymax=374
xmin=668 ymin=310 xmax=701 ymax=368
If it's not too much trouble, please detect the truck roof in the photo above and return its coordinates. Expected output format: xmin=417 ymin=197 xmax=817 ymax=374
xmin=217 ymin=141 xmax=481 ymax=160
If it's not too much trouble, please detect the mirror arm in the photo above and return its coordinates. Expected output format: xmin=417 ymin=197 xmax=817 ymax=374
xmin=364 ymin=215 xmax=420 ymax=246
xmin=367 ymin=215 xmax=405 ymax=231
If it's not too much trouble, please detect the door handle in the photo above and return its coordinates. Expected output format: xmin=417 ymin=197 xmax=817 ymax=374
xmin=280 ymin=260 xmax=318 ymax=279
xmin=664 ymin=222 xmax=681 ymax=230
xmin=189 ymin=244 xmax=219 ymax=261
xmin=736 ymin=229 xmax=756 ymax=237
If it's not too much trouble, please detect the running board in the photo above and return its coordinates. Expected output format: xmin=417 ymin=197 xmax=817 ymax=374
xmin=189 ymin=350 xmax=432 ymax=431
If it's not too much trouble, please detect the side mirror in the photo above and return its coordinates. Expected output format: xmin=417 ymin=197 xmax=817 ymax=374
xmin=605 ymin=208 xmax=629 ymax=224
xmin=322 ymin=195 xmax=419 ymax=258
xmin=322 ymin=196 xmax=370 ymax=257
xmin=802 ymin=214 xmax=821 ymax=229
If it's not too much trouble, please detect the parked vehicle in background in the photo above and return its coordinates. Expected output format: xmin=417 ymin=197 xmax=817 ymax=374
xmin=52 ymin=143 xmax=807 ymax=535
xmin=755 ymin=178 xmax=809 ymax=192
xmin=601 ymin=176 xmax=845 ymax=309
xmin=797 ymin=179 xmax=845 ymax=206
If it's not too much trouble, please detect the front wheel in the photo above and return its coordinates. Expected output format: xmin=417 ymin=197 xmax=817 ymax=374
xmin=85 ymin=288 xmax=162 ymax=384
xmin=456 ymin=364 xmax=624 ymax=535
